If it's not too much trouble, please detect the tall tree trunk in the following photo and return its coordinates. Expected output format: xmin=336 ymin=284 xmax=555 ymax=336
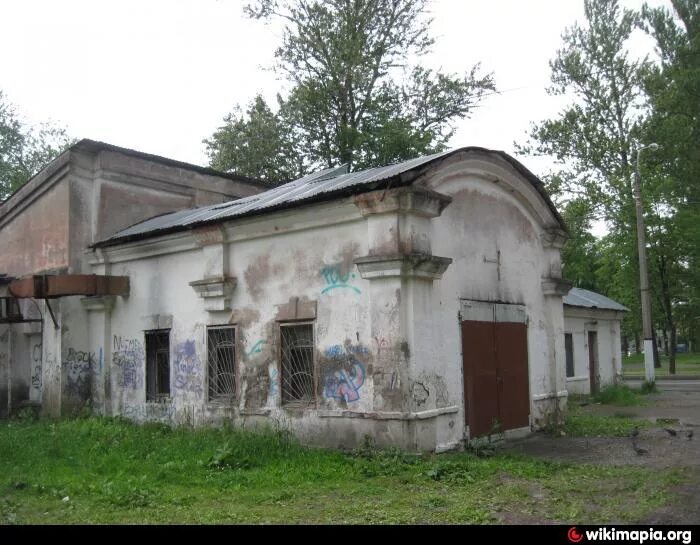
xmin=663 ymin=328 xmax=669 ymax=356
xmin=669 ymin=327 xmax=677 ymax=375
xmin=658 ymin=255 xmax=675 ymax=372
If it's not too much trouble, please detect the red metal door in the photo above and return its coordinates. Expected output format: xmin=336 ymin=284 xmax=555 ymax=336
xmin=495 ymin=322 xmax=530 ymax=432
xmin=461 ymin=305 xmax=530 ymax=438
xmin=461 ymin=320 xmax=499 ymax=438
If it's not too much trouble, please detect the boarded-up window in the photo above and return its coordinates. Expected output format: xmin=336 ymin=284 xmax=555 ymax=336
xmin=146 ymin=330 xmax=170 ymax=401
xmin=565 ymin=333 xmax=575 ymax=378
xmin=207 ymin=326 xmax=236 ymax=401
xmin=280 ymin=323 xmax=315 ymax=406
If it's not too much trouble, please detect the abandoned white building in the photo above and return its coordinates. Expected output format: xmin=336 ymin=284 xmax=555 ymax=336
xmin=1 ymin=144 xmax=574 ymax=452
xmin=0 ymin=140 xmax=266 ymax=418
xmin=563 ymin=288 xmax=628 ymax=396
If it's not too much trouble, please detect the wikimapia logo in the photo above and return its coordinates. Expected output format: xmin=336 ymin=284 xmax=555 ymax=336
xmin=567 ymin=527 xmax=693 ymax=544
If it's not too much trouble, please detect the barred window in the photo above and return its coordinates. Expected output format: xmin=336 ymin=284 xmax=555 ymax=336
xmin=565 ymin=333 xmax=575 ymax=378
xmin=280 ymin=323 xmax=315 ymax=407
xmin=146 ymin=330 xmax=170 ymax=401
xmin=207 ymin=326 xmax=236 ymax=401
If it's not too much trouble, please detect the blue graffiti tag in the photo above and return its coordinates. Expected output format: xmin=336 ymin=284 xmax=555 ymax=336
xmin=269 ymin=368 xmax=279 ymax=397
xmin=246 ymin=340 xmax=265 ymax=357
xmin=323 ymin=362 xmax=366 ymax=402
xmin=320 ymin=264 xmax=361 ymax=295
xmin=173 ymin=339 xmax=203 ymax=397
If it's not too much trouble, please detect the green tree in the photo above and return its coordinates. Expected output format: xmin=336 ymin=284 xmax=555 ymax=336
xmin=641 ymin=0 xmax=700 ymax=370
xmin=518 ymin=0 xmax=666 ymax=363
xmin=558 ymin=198 xmax=601 ymax=291
xmin=205 ymin=95 xmax=304 ymax=184
xmin=0 ymin=90 xmax=74 ymax=201
xmin=206 ymin=0 xmax=495 ymax=183
xmin=518 ymin=0 xmax=648 ymax=223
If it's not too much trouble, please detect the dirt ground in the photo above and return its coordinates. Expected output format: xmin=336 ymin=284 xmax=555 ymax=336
xmin=502 ymin=386 xmax=700 ymax=524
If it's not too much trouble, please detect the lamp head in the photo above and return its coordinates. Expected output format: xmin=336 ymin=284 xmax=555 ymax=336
xmin=648 ymin=143 xmax=660 ymax=151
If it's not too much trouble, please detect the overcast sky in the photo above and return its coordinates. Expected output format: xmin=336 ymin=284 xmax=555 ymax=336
xmin=1 ymin=0 xmax=669 ymax=179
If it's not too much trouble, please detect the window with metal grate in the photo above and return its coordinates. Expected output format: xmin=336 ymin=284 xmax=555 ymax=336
xmin=146 ymin=329 xmax=170 ymax=401
xmin=280 ymin=323 xmax=315 ymax=407
xmin=207 ymin=326 xmax=236 ymax=402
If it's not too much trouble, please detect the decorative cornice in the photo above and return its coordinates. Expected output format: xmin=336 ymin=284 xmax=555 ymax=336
xmin=540 ymin=227 xmax=569 ymax=249
xmin=189 ymin=276 xmax=237 ymax=312
xmin=354 ymin=253 xmax=452 ymax=280
xmin=541 ymin=277 xmax=572 ymax=296
xmin=354 ymin=186 xmax=452 ymax=218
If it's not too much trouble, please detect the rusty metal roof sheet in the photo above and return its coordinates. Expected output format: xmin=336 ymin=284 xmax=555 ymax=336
xmin=564 ymin=287 xmax=629 ymax=312
xmin=96 ymin=147 xmax=566 ymax=247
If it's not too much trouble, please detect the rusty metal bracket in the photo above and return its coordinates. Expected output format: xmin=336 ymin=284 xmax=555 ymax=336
xmin=44 ymin=299 xmax=59 ymax=330
xmin=9 ymin=274 xmax=129 ymax=299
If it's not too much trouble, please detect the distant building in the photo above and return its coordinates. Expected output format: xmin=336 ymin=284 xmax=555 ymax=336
xmin=563 ymin=288 xmax=629 ymax=395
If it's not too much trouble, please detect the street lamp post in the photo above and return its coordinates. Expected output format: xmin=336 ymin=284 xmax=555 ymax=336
xmin=633 ymin=142 xmax=659 ymax=384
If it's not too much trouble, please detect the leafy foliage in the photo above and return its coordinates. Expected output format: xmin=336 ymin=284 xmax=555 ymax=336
xmin=205 ymin=0 xmax=495 ymax=184
xmin=0 ymin=90 xmax=74 ymax=201
xmin=519 ymin=0 xmax=700 ymax=368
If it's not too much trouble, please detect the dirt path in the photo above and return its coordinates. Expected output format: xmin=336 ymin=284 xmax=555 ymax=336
xmin=501 ymin=388 xmax=700 ymax=524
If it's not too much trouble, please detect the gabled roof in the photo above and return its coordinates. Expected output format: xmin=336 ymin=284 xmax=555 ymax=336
xmin=564 ymin=287 xmax=629 ymax=312
xmin=94 ymin=146 xmax=567 ymax=248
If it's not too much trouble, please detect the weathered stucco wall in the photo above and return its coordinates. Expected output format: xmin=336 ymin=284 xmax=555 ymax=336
xmin=427 ymin=153 xmax=568 ymax=436
xmin=564 ymin=308 xmax=624 ymax=395
xmin=100 ymin=201 xmax=412 ymax=446
xmin=0 ymin=181 xmax=70 ymax=277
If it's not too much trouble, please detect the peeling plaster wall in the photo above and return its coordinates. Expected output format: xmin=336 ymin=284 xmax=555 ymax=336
xmin=0 ymin=181 xmax=70 ymax=277
xmin=564 ymin=309 xmax=624 ymax=395
xmin=103 ymin=206 xmax=382 ymax=438
xmin=428 ymin=161 xmax=566 ymax=441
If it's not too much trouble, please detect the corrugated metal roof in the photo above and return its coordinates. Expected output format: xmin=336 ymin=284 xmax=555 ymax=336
xmin=96 ymin=146 xmax=566 ymax=247
xmin=564 ymin=287 xmax=629 ymax=312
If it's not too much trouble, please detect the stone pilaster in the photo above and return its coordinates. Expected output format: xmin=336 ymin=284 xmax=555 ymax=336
xmin=353 ymin=187 xmax=453 ymax=414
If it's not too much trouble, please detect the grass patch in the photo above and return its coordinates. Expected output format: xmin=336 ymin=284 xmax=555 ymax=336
xmin=0 ymin=417 xmax=682 ymax=524
xmin=593 ymin=384 xmax=645 ymax=407
xmin=563 ymin=403 xmax=652 ymax=437
xmin=623 ymin=352 xmax=700 ymax=376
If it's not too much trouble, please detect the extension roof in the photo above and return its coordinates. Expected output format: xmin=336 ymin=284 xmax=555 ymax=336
xmin=564 ymin=287 xmax=629 ymax=312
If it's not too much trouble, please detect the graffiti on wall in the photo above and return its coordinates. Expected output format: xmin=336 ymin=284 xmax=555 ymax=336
xmin=113 ymin=336 xmax=145 ymax=390
xmin=31 ymin=342 xmax=42 ymax=390
xmin=373 ymin=336 xmax=390 ymax=355
xmin=62 ymin=348 xmax=101 ymax=400
xmin=322 ymin=344 xmax=368 ymax=402
xmin=320 ymin=263 xmax=361 ymax=295
xmin=173 ymin=339 xmax=203 ymax=397
xmin=269 ymin=368 xmax=279 ymax=397
xmin=246 ymin=339 xmax=265 ymax=358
